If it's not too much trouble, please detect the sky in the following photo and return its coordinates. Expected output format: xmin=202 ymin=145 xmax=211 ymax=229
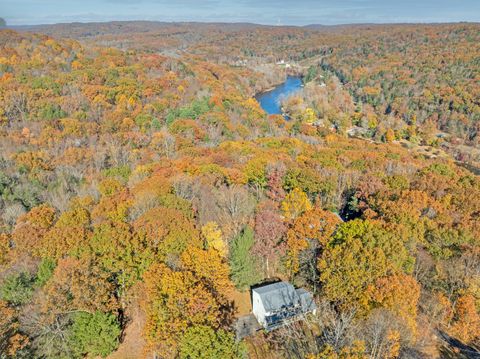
xmin=2 ymin=0 xmax=480 ymax=26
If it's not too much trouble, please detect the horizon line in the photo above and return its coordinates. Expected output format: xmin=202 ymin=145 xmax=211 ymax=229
xmin=6 ymin=19 xmax=480 ymax=28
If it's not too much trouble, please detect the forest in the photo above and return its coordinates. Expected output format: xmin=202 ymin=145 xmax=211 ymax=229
xmin=0 ymin=22 xmax=479 ymax=358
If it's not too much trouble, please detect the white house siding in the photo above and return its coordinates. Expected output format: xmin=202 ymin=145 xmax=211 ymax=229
xmin=252 ymin=290 xmax=266 ymax=326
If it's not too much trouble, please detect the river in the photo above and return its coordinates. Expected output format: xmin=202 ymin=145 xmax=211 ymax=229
xmin=255 ymin=76 xmax=303 ymax=117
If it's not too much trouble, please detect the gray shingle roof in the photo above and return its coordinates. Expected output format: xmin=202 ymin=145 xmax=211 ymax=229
xmin=253 ymin=282 xmax=299 ymax=312
xmin=296 ymin=288 xmax=316 ymax=312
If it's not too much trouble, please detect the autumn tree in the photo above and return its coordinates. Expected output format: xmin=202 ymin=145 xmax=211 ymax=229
xmin=38 ymin=258 xmax=119 ymax=318
xmin=91 ymin=190 xmax=132 ymax=224
xmin=215 ymin=185 xmax=255 ymax=237
xmin=286 ymin=207 xmax=340 ymax=277
xmin=315 ymin=341 xmax=367 ymax=359
xmin=367 ymin=274 xmax=421 ymax=339
xmin=90 ymin=220 xmax=151 ymax=295
xmin=181 ymin=246 xmax=233 ymax=298
xmin=202 ymin=221 xmax=227 ymax=257
xmin=0 ymin=300 xmax=28 ymax=357
xmin=0 ymin=233 xmax=11 ymax=265
xmin=253 ymin=200 xmax=286 ymax=276
xmin=11 ymin=204 xmax=56 ymax=256
xmin=385 ymin=128 xmax=395 ymax=143
xmin=142 ymin=263 xmax=227 ymax=358
xmin=266 ymin=162 xmax=286 ymax=202
xmin=359 ymin=309 xmax=403 ymax=359
xmin=281 ymin=188 xmax=312 ymax=220
xmin=318 ymin=219 xmax=412 ymax=312
xmin=134 ymin=206 xmax=201 ymax=262
xmin=449 ymin=294 xmax=480 ymax=343
xmin=40 ymin=205 xmax=91 ymax=259
xmin=19 ymin=257 xmax=119 ymax=358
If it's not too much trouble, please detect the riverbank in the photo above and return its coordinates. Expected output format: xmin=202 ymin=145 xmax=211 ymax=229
xmin=255 ymin=76 xmax=303 ymax=117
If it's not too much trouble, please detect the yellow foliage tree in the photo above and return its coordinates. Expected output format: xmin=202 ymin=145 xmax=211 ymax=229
xmin=98 ymin=178 xmax=123 ymax=197
xmin=142 ymin=262 xmax=227 ymax=358
xmin=303 ymin=108 xmax=317 ymax=124
xmin=385 ymin=128 xmax=395 ymax=143
xmin=281 ymin=188 xmax=312 ymax=220
xmin=181 ymin=245 xmax=233 ymax=296
xmin=386 ymin=330 xmax=401 ymax=359
xmin=201 ymin=221 xmax=227 ymax=256
xmin=315 ymin=340 xmax=367 ymax=358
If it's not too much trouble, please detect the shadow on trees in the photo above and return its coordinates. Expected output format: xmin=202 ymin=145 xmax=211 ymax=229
xmin=438 ymin=330 xmax=480 ymax=359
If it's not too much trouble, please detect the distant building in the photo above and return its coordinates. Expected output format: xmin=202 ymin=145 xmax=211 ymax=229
xmin=251 ymin=281 xmax=316 ymax=331
xmin=276 ymin=60 xmax=291 ymax=68
xmin=232 ymin=59 xmax=247 ymax=67
xmin=347 ymin=126 xmax=369 ymax=138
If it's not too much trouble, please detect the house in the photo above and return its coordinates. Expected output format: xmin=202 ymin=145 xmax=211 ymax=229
xmin=276 ymin=60 xmax=291 ymax=68
xmin=347 ymin=126 xmax=369 ymax=138
xmin=251 ymin=281 xmax=316 ymax=331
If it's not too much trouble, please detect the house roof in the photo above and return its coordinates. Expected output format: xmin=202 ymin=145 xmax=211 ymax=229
xmin=252 ymin=282 xmax=299 ymax=313
xmin=296 ymin=288 xmax=316 ymax=312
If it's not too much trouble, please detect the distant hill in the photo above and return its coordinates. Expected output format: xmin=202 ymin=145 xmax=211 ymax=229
xmin=0 ymin=18 xmax=6 ymax=27
xmin=303 ymin=23 xmax=409 ymax=30
xmin=304 ymin=21 xmax=480 ymax=29
xmin=12 ymin=20 xmax=271 ymax=35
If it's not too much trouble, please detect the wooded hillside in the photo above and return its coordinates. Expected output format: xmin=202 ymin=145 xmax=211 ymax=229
xmin=0 ymin=23 xmax=479 ymax=358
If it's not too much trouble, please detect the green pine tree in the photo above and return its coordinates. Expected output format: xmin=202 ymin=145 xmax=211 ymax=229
xmin=69 ymin=311 xmax=121 ymax=358
xmin=179 ymin=325 xmax=246 ymax=359
xmin=35 ymin=257 xmax=56 ymax=287
xmin=229 ymin=226 xmax=261 ymax=291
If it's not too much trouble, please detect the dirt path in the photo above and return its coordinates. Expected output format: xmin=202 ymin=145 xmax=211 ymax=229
xmin=108 ymin=294 xmax=147 ymax=359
